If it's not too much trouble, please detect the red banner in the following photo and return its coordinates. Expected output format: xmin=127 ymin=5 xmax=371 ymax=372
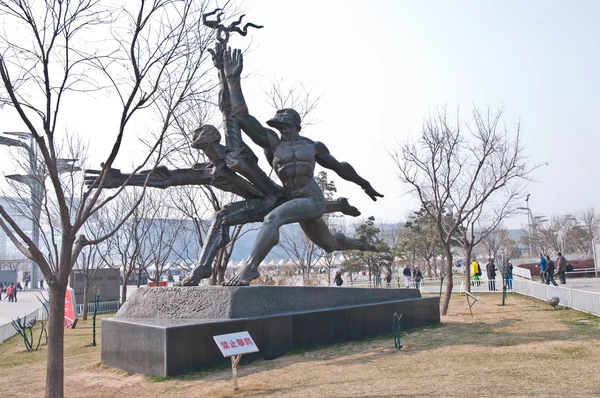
xmin=64 ymin=287 xmax=78 ymax=329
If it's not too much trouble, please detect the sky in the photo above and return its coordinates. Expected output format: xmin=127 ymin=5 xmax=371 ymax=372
xmin=1 ymin=0 xmax=599 ymax=230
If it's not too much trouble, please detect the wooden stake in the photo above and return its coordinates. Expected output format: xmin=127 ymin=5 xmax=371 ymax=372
xmin=231 ymin=355 xmax=242 ymax=390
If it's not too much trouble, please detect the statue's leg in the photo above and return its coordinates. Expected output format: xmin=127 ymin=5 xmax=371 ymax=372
xmin=179 ymin=198 xmax=278 ymax=286
xmin=223 ymin=198 xmax=326 ymax=286
xmin=300 ymin=218 xmax=378 ymax=252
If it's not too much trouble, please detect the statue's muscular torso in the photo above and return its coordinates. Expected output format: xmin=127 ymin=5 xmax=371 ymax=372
xmin=271 ymin=138 xmax=323 ymax=201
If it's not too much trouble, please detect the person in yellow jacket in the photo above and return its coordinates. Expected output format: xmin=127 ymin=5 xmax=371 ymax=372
xmin=471 ymin=258 xmax=481 ymax=287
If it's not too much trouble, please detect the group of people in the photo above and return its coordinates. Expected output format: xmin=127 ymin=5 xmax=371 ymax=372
xmin=402 ymin=264 xmax=423 ymax=289
xmin=536 ymin=252 xmax=568 ymax=285
xmin=0 ymin=282 xmax=21 ymax=302
xmin=470 ymin=257 xmax=513 ymax=291
xmin=333 ymin=265 xmax=424 ymax=289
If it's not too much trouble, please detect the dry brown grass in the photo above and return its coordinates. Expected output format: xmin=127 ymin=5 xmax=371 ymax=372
xmin=2 ymin=293 xmax=600 ymax=397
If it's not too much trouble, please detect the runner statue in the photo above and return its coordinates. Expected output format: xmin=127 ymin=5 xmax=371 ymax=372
xmin=221 ymin=47 xmax=383 ymax=286
xmin=84 ymin=11 xmax=383 ymax=286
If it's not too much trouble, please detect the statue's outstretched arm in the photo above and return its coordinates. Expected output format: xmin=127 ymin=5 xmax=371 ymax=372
xmin=223 ymin=46 xmax=278 ymax=150
xmin=314 ymin=141 xmax=384 ymax=202
xmin=84 ymin=166 xmax=213 ymax=190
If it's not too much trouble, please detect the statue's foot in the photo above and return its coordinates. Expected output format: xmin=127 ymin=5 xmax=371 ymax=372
xmin=175 ymin=265 xmax=213 ymax=286
xmin=365 ymin=243 xmax=378 ymax=252
xmin=337 ymin=197 xmax=361 ymax=217
xmin=222 ymin=267 xmax=260 ymax=286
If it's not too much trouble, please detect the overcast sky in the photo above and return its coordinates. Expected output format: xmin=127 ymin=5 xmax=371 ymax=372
xmin=1 ymin=0 xmax=599 ymax=229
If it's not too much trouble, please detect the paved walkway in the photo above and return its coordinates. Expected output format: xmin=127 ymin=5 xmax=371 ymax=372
xmin=0 ymin=289 xmax=46 ymax=325
xmin=537 ymin=277 xmax=600 ymax=294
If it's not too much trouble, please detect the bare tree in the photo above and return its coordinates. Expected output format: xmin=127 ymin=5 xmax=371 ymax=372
xmin=391 ymin=106 xmax=538 ymax=315
xmin=481 ymin=226 xmax=511 ymax=260
xmin=401 ymin=206 xmax=443 ymax=278
xmin=263 ymin=78 xmax=323 ymax=131
xmin=73 ymin=244 xmax=101 ymax=321
xmin=577 ymin=207 xmax=600 ymax=256
xmin=457 ymin=195 xmax=518 ymax=293
xmin=95 ymin=188 xmax=155 ymax=304
xmin=279 ymin=224 xmax=322 ymax=279
xmin=0 ymin=2 xmax=218 ymax=395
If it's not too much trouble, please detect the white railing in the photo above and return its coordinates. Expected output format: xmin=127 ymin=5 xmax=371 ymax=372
xmin=0 ymin=307 xmax=47 ymax=344
xmin=76 ymin=300 xmax=120 ymax=315
xmin=345 ymin=277 xmax=505 ymax=294
xmin=512 ymin=279 xmax=600 ymax=316
xmin=513 ymin=266 xmax=532 ymax=280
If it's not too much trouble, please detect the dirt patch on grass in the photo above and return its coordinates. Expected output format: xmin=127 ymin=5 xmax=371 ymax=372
xmin=2 ymin=294 xmax=600 ymax=397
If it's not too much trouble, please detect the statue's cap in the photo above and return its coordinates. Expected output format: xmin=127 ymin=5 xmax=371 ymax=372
xmin=267 ymin=108 xmax=301 ymax=131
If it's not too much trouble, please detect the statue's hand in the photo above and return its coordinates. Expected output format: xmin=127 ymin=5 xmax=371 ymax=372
xmin=208 ymin=42 xmax=224 ymax=69
xmin=83 ymin=168 xmax=125 ymax=189
xmin=363 ymin=184 xmax=384 ymax=201
xmin=223 ymin=46 xmax=243 ymax=79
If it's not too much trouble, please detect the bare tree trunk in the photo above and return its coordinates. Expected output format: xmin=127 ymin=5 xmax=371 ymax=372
xmin=82 ymin=281 xmax=89 ymax=321
xmin=121 ymin=281 xmax=128 ymax=305
xmin=46 ymin=280 xmax=67 ymax=398
xmin=426 ymin=258 xmax=432 ymax=278
xmin=121 ymin=270 xmax=133 ymax=305
xmin=211 ymin=249 xmax=223 ymax=285
xmin=465 ymin=246 xmax=473 ymax=294
xmin=440 ymin=245 xmax=453 ymax=315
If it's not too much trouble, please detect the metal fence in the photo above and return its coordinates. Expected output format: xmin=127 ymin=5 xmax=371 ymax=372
xmin=76 ymin=300 xmax=120 ymax=316
xmin=344 ymin=276 xmax=502 ymax=294
xmin=512 ymin=279 xmax=600 ymax=316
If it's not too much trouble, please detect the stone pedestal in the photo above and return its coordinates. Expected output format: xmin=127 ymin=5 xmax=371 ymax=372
xmin=101 ymin=286 xmax=439 ymax=376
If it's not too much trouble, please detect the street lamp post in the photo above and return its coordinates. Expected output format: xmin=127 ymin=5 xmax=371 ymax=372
xmin=1 ymin=131 xmax=80 ymax=288
xmin=0 ymin=132 xmax=42 ymax=286
xmin=518 ymin=208 xmax=534 ymax=257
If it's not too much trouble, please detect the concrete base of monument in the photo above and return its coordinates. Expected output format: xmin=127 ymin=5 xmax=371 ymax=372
xmin=101 ymin=286 xmax=440 ymax=376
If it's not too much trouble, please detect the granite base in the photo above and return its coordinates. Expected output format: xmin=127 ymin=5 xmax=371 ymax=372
xmin=101 ymin=287 xmax=439 ymax=376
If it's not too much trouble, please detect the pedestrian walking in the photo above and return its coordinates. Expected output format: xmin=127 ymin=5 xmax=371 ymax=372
xmin=556 ymin=252 xmax=567 ymax=284
xmin=486 ymin=258 xmax=497 ymax=291
xmin=536 ymin=254 xmax=547 ymax=284
xmin=545 ymin=255 xmax=559 ymax=286
xmin=414 ymin=265 xmax=423 ymax=289
xmin=7 ymin=284 xmax=14 ymax=302
xmin=403 ymin=264 xmax=411 ymax=288
xmin=334 ymin=271 xmax=344 ymax=286
xmin=503 ymin=258 xmax=513 ymax=289
xmin=40 ymin=277 xmax=44 ymax=289
xmin=471 ymin=258 xmax=481 ymax=287
xmin=12 ymin=283 xmax=18 ymax=302
xmin=385 ymin=268 xmax=392 ymax=288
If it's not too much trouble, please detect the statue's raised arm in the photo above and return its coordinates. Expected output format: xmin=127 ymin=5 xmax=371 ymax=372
xmin=223 ymin=47 xmax=279 ymax=151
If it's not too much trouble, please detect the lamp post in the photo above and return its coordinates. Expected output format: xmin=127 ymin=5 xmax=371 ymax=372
xmin=0 ymin=132 xmax=41 ymax=286
xmin=0 ymin=131 xmax=79 ymax=288
xmin=518 ymin=205 xmax=534 ymax=257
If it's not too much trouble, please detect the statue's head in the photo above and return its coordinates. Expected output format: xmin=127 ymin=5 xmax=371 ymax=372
xmin=267 ymin=108 xmax=302 ymax=134
xmin=192 ymin=125 xmax=221 ymax=150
